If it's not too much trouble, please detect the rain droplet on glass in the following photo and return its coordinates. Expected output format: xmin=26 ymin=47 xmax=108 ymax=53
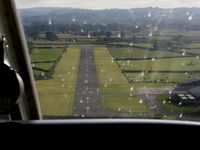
xmin=148 ymin=12 xmax=152 ymax=17
xmin=179 ymin=113 xmax=183 ymax=118
xmin=104 ymin=83 xmax=107 ymax=87
xmin=188 ymin=15 xmax=193 ymax=21
xmin=130 ymin=87 xmax=134 ymax=91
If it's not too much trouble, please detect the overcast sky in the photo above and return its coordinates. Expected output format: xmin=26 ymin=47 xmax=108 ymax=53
xmin=15 ymin=0 xmax=200 ymax=9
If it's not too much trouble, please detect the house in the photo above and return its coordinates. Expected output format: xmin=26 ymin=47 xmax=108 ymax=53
xmin=171 ymin=79 xmax=200 ymax=104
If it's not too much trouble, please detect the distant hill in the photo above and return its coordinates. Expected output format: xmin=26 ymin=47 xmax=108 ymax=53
xmin=19 ymin=7 xmax=200 ymax=28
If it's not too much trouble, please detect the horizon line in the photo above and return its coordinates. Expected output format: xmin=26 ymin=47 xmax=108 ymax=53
xmin=18 ymin=6 xmax=200 ymax=10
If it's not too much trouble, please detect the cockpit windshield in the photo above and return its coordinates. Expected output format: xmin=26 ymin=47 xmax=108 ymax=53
xmin=14 ymin=0 xmax=200 ymax=121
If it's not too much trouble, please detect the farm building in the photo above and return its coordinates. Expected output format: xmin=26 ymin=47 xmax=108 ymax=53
xmin=171 ymin=79 xmax=200 ymax=104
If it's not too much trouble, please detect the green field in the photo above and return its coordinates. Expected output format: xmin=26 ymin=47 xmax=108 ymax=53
xmin=109 ymin=47 xmax=184 ymax=59
xmin=31 ymin=48 xmax=64 ymax=62
xmin=126 ymin=72 xmax=200 ymax=83
xmin=30 ymin=47 xmax=65 ymax=77
xmin=33 ymin=63 xmax=54 ymax=71
xmin=94 ymin=46 xmax=136 ymax=94
xmin=184 ymin=49 xmax=200 ymax=55
xmin=102 ymin=96 xmax=148 ymax=113
xmin=118 ymin=57 xmax=200 ymax=71
xmin=185 ymin=43 xmax=200 ymax=49
xmin=157 ymin=96 xmax=198 ymax=113
xmin=33 ymin=44 xmax=66 ymax=48
xmin=36 ymin=45 xmax=80 ymax=116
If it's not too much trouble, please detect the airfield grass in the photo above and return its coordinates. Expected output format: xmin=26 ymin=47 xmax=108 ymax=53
xmin=31 ymin=48 xmax=64 ymax=62
xmin=186 ymin=43 xmax=200 ymax=49
xmin=94 ymin=45 xmax=176 ymax=93
xmin=102 ymin=96 xmax=148 ymax=113
xmin=31 ymin=46 xmax=65 ymax=77
xmin=118 ymin=57 xmax=200 ymax=71
xmin=157 ymin=96 xmax=198 ymax=113
xmin=33 ymin=63 xmax=54 ymax=71
xmin=126 ymin=72 xmax=200 ymax=83
xmin=184 ymin=49 xmax=200 ymax=55
xmin=36 ymin=45 xmax=80 ymax=116
xmin=93 ymin=46 xmax=135 ymax=94
xmin=110 ymin=42 xmax=153 ymax=48
xmin=109 ymin=47 xmax=183 ymax=59
xmin=33 ymin=44 xmax=66 ymax=48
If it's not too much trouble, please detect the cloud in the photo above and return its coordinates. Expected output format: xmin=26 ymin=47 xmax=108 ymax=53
xmin=15 ymin=0 xmax=200 ymax=9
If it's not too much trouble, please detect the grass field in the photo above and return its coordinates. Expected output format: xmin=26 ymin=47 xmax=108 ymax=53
xmin=30 ymin=47 xmax=65 ymax=77
xmin=126 ymin=72 xmax=200 ymax=83
xmin=33 ymin=44 xmax=66 ymax=48
xmin=109 ymin=47 xmax=184 ymax=59
xmin=93 ymin=46 xmax=136 ymax=94
xmin=118 ymin=57 xmax=200 ymax=71
xmin=102 ymin=96 xmax=148 ymax=113
xmin=157 ymin=96 xmax=199 ymax=113
xmin=36 ymin=45 xmax=80 ymax=116
xmin=31 ymin=48 xmax=64 ymax=62
xmin=94 ymin=45 xmax=176 ymax=93
xmin=184 ymin=49 xmax=200 ymax=55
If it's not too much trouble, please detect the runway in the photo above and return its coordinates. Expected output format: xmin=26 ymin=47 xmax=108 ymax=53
xmin=73 ymin=45 xmax=104 ymax=117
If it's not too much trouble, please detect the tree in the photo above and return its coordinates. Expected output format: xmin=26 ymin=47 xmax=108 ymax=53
xmin=27 ymin=41 xmax=33 ymax=53
xmin=105 ymin=31 xmax=112 ymax=38
xmin=27 ymin=30 xmax=39 ymax=40
xmin=153 ymin=40 xmax=158 ymax=50
xmin=45 ymin=32 xmax=58 ymax=41
xmin=172 ymin=35 xmax=184 ymax=46
xmin=120 ymin=30 xmax=125 ymax=38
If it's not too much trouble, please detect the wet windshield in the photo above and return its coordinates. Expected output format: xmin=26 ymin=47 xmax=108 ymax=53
xmin=15 ymin=0 xmax=200 ymax=121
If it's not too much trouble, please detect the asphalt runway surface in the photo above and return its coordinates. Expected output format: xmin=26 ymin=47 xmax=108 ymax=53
xmin=73 ymin=45 xmax=105 ymax=117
